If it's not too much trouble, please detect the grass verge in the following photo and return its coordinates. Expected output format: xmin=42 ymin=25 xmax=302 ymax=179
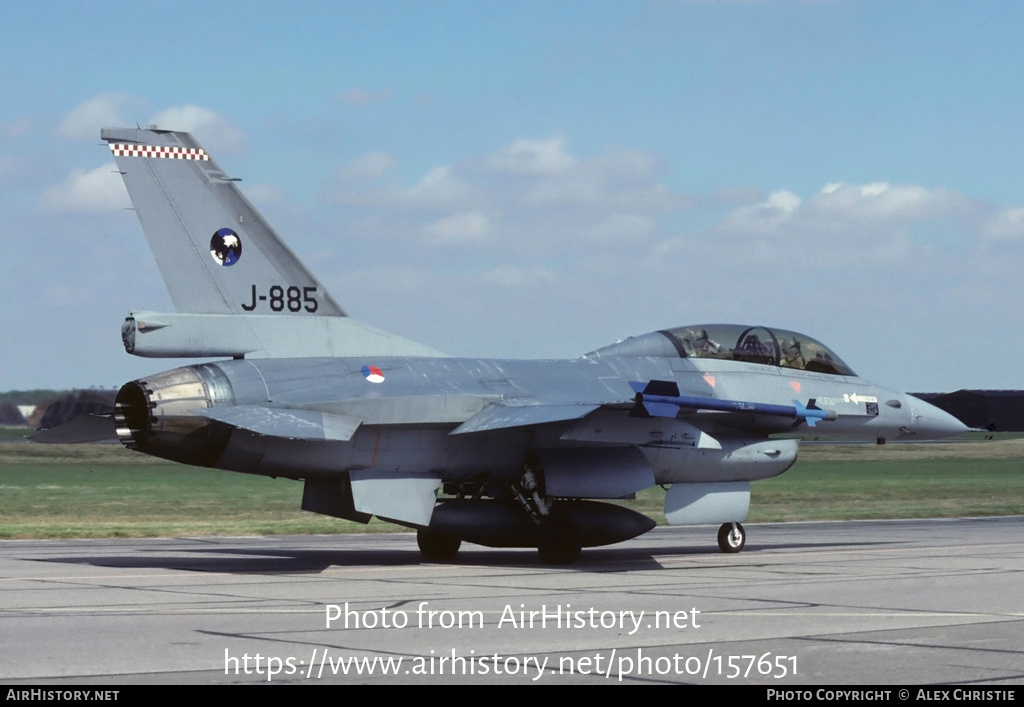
xmin=1 ymin=439 xmax=1022 ymax=539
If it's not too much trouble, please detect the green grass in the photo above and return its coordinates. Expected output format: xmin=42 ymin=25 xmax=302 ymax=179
xmin=748 ymin=458 xmax=1024 ymax=522
xmin=1 ymin=440 xmax=1022 ymax=539
xmin=0 ymin=427 xmax=33 ymax=440
xmin=0 ymin=445 xmax=392 ymax=538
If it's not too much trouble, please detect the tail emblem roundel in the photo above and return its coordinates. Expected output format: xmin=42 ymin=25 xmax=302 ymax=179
xmin=210 ymin=228 xmax=242 ymax=266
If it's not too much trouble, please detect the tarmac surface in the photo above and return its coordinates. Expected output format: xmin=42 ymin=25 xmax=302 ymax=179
xmin=1 ymin=517 xmax=1022 ymax=685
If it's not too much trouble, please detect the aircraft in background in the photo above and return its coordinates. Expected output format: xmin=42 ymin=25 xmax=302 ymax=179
xmin=96 ymin=127 xmax=967 ymax=563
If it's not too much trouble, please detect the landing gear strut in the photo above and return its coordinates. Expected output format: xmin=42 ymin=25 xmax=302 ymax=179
xmin=513 ymin=453 xmax=582 ymax=565
xmin=717 ymin=522 xmax=746 ymax=553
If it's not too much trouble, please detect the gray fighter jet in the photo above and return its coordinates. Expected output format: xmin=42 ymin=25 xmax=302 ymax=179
xmin=99 ymin=127 xmax=967 ymax=563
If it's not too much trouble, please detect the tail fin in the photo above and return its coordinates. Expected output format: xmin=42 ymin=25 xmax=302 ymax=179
xmin=101 ymin=127 xmax=344 ymax=317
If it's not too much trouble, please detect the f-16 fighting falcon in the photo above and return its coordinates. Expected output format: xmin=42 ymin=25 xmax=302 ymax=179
xmin=96 ymin=127 xmax=968 ymax=564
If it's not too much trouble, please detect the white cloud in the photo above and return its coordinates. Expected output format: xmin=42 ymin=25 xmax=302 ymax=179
xmin=57 ymin=96 xmax=242 ymax=152
xmin=337 ymin=152 xmax=396 ymax=183
xmin=422 ymin=211 xmax=492 ymax=246
xmin=327 ymin=137 xmax=688 ymax=257
xmin=585 ymin=214 xmax=657 ymax=243
xmin=765 ymin=190 xmax=802 ymax=212
xmin=406 ymin=166 xmax=480 ymax=208
xmin=980 ymin=207 xmax=1024 ymax=240
xmin=59 ymin=93 xmax=143 ymax=140
xmin=478 ymin=264 xmax=558 ymax=287
xmin=37 ymin=165 xmax=130 ymax=213
xmin=148 ymin=105 xmax=243 ymax=152
xmin=712 ymin=189 xmax=802 ymax=240
xmin=521 ymin=151 xmax=684 ymax=211
xmin=858 ymin=182 xmax=889 ymax=197
xmin=322 ymin=141 xmax=1024 ymax=340
xmin=710 ymin=181 xmax=978 ymax=268
xmin=332 ymin=138 xmax=679 ymax=210
xmin=484 ymin=138 xmax=576 ymax=175
xmin=301 ymin=141 xmax=1024 ymax=389
xmin=589 ymin=150 xmax=662 ymax=184
xmin=808 ymin=181 xmax=969 ymax=222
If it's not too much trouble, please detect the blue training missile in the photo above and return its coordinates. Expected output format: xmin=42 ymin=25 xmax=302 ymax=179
xmin=629 ymin=380 xmax=836 ymax=427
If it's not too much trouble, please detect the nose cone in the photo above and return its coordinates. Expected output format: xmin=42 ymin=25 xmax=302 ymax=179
xmin=910 ymin=399 xmax=970 ymax=439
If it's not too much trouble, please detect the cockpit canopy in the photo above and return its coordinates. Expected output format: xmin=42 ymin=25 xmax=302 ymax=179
xmin=589 ymin=324 xmax=856 ymax=376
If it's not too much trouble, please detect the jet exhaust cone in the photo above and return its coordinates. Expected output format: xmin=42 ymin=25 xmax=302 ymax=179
xmin=113 ymin=366 xmax=232 ymax=466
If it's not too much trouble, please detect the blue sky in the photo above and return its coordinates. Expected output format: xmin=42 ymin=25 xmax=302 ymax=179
xmin=2 ymin=1 xmax=1023 ymax=392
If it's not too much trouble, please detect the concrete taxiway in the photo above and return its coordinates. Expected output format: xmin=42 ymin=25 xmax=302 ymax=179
xmin=1 ymin=518 xmax=1022 ymax=685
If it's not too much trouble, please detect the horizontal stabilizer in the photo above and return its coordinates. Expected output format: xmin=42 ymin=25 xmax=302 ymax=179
xmin=30 ymin=414 xmax=117 ymax=444
xmin=449 ymin=403 xmax=601 ymax=435
xmin=198 ymin=405 xmax=361 ymax=441
xmin=122 ymin=310 xmax=446 ymax=359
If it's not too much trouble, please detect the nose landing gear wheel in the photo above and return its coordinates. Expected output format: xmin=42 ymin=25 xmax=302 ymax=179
xmin=717 ymin=523 xmax=746 ymax=553
xmin=417 ymin=529 xmax=462 ymax=562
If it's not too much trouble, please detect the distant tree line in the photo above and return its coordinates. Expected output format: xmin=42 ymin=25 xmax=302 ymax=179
xmin=0 ymin=390 xmax=70 ymax=406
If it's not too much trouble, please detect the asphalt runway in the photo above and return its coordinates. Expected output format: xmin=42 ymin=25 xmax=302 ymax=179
xmin=1 ymin=518 xmax=1022 ymax=685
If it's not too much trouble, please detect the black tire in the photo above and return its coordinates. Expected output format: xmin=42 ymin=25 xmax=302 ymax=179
xmin=417 ymin=528 xmax=462 ymax=562
xmin=537 ymin=516 xmax=581 ymax=565
xmin=717 ymin=523 xmax=746 ymax=553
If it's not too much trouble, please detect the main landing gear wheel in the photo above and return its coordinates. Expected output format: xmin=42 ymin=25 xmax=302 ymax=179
xmin=417 ymin=529 xmax=462 ymax=562
xmin=536 ymin=516 xmax=581 ymax=565
xmin=717 ymin=523 xmax=746 ymax=553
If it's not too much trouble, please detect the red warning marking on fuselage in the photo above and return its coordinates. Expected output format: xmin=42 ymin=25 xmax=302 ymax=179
xmin=790 ymin=380 xmax=801 ymax=394
xmin=703 ymin=375 xmax=716 ymax=388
